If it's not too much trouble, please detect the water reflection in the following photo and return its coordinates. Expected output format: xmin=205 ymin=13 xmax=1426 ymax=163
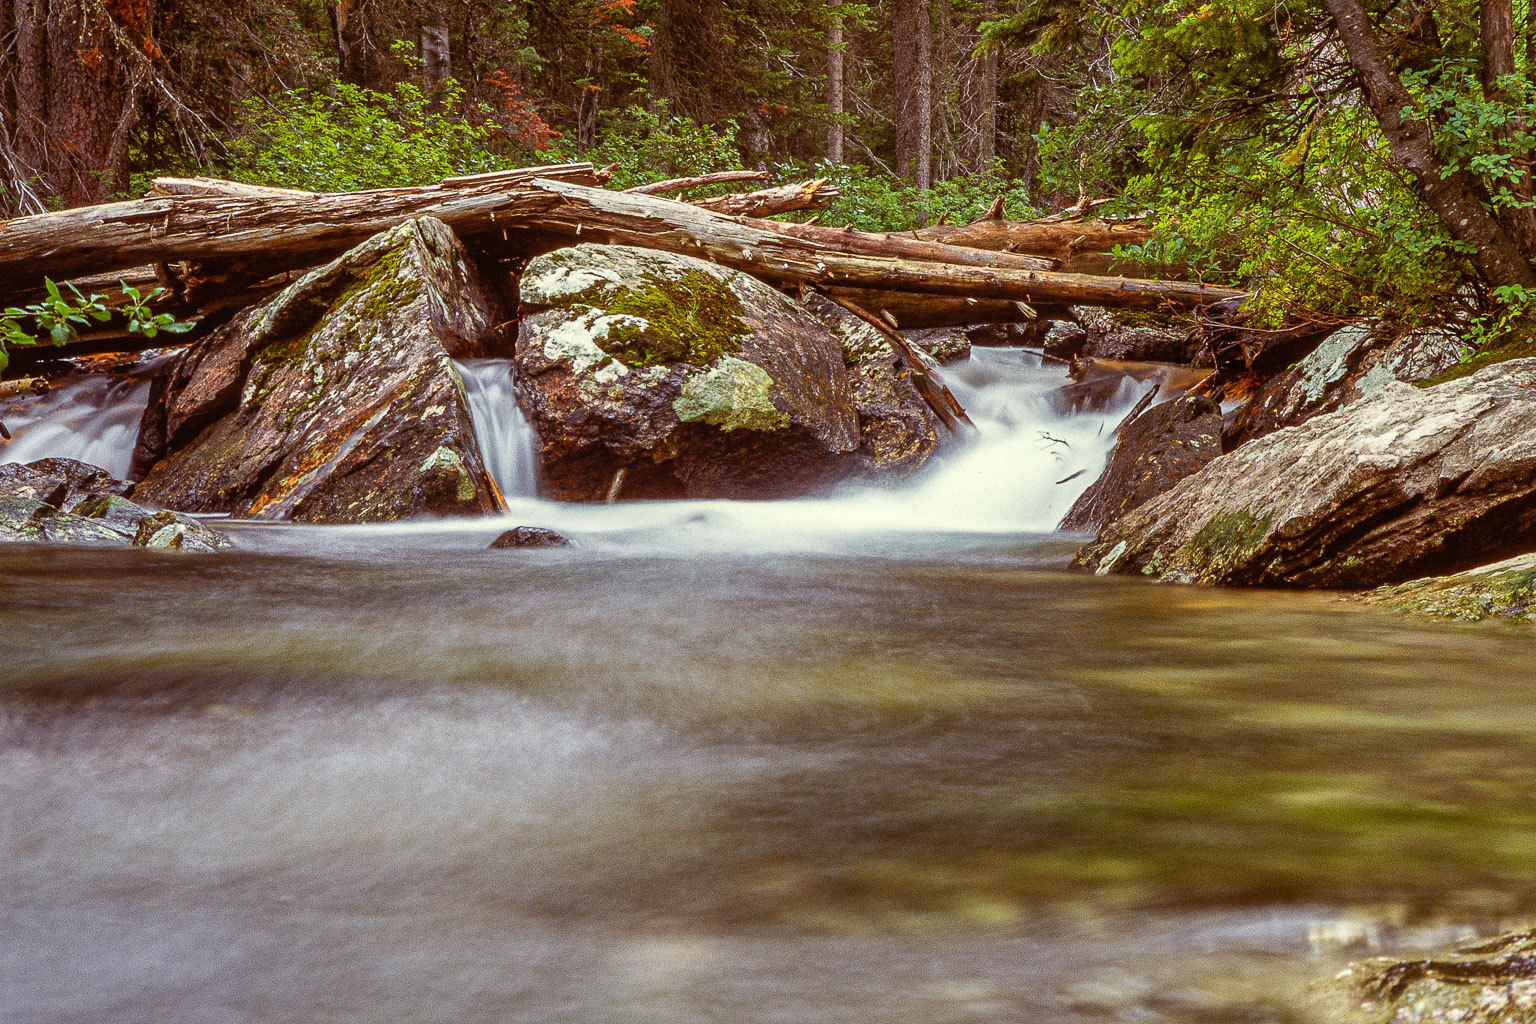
xmin=4 ymin=541 xmax=1536 ymax=1022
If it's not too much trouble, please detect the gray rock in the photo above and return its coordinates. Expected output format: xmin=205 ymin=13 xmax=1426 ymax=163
xmin=1042 ymin=321 xmax=1088 ymax=360
xmin=1361 ymin=552 xmax=1536 ymax=622
xmin=489 ymin=526 xmax=571 ymax=549
xmin=1314 ymin=930 xmax=1536 ymax=1023
xmin=132 ymin=510 xmax=230 ymax=552
xmin=803 ymin=293 xmax=941 ymax=480
xmin=133 ymin=217 xmax=503 ymax=523
xmin=0 ymin=460 xmax=230 ymax=549
xmin=1074 ymin=359 xmax=1536 ymax=587
xmin=1073 ymin=306 xmax=1198 ymax=362
xmin=1060 ymin=395 xmax=1222 ymax=531
xmin=1227 ymin=323 xmax=1465 ymax=445
xmin=515 ymin=244 xmax=865 ymax=500
xmin=903 ymin=326 xmax=971 ymax=365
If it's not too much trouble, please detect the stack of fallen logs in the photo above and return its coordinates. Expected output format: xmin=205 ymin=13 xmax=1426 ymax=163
xmin=0 ymin=160 xmax=1246 ymax=370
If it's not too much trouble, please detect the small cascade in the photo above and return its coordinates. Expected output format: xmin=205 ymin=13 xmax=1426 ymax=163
xmin=455 ymin=359 xmax=541 ymax=499
xmin=0 ymin=372 xmax=157 ymax=479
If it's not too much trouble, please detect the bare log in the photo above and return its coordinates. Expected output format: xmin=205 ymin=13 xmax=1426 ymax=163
xmin=911 ymin=216 xmax=1154 ymax=275
xmin=691 ymin=178 xmax=841 ymax=217
xmin=820 ymin=286 xmax=1064 ymax=328
xmin=625 ymin=170 xmax=769 ymax=194
xmin=0 ymin=163 xmax=593 ymax=287
xmin=0 ymin=171 xmax=1244 ymax=312
xmin=517 ymin=179 xmax=1246 ymax=310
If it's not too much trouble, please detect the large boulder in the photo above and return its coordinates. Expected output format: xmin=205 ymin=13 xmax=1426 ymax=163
xmin=133 ymin=217 xmax=503 ymax=523
xmin=1226 ymin=323 xmax=1465 ymax=446
xmin=1060 ymin=394 xmax=1222 ymax=531
xmin=0 ymin=458 xmax=229 ymax=550
xmin=1074 ymin=359 xmax=1536 ymax=587
xmin=514 ymin=244 xmax=868 ymax=500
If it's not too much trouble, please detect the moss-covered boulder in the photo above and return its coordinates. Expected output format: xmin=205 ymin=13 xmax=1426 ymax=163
xmin=0 ymin=458 xmax=229 ymax=550
xmin=1074 ymin=358 xmax=1536 ymax=587
xmin=132 ymin=217 xmax=503 ymax=523
xmin=1227 ymin=323 xmax=1465 ymax=446
xmin=1361 ymin=553 xmax=1536 ymax=623
xmin=1312 ymin=930 xmax=1536 ymax=1023
xmin=514 ymin=244 xmax=863 ymax=500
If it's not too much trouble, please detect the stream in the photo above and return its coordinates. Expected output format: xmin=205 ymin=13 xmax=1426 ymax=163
xmin=4 ymin=349 xmax=1535 ymax=1023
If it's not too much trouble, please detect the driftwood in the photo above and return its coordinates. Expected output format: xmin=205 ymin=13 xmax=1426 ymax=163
xmin=820 ymin=292 xmax=975 ymax=434
xmin=624 ymin=170 xmax=768 ymax=194
xmin=0 ymin=172 xmax=1245 ymax=311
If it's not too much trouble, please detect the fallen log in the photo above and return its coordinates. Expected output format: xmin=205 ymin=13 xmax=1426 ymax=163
xmin=624 ymin=169 xmax=769 ymax=194
xmin=691 ymin=178 xmax=840 ymax=217
xmin=517 ymin=178 xmax=1246 ymax=310
xmin=821 ymin=286 xmax=1064 ymax=328
xmin=0 ymin=171 xmax=1244 ymax=312
xmin=0 ymin=376 xmax=49 ymax=400
xmin=911 ymin=213 xmax=1154 ymax=275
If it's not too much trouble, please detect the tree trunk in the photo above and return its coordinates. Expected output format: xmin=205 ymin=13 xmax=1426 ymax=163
xmin=328 ymin=0 xmax=377 ymax=87
xmin=0 ymin=0 xmax=152 ymax=209
xmin=1326 ymin=0 xmax=1536 ymax=290
xmin=913 ymin=0 xmax=933 ymax=191
xmin=1479 ymin=0 xmax=1536 ymax=253
xmin=893 ymin=0 xmax=918 ymax=181
xmin=974 ymin=0 xmax=997 ymax=171
xmin=420 ymin=19 xmax=451 ymax=89
xmin=0 ymin=171 xmax=1245 ymax=311
xmin=828 ymin=4 xmax=844 ymax=163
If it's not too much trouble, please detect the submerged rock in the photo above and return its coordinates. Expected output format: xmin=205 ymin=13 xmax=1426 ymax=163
xmin=1227 ymin=323 xmax=1465 ymax=446
xmin=488 ymin=526 xmax=571 ymax=549
xmin=1074 ymin=359 xmax=1536 ymax=587
xmin=133 ymin=217 xmax=502 ymax=523
xmin=515 ymin=244 xmax=866 ymax=500
xmin=0 ymin=458 xmax=230 ymax=550
xmin=1061 ymin=394 xmax=1222 ymax=532
xmin=1315 ymin=930 xmax=1536 ymax=1023
xmin=1362 ymin=552 xmax=1536 ymax=623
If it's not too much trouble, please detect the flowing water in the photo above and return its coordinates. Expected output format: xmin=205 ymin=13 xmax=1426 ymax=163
xmin=4 ymin=350 xmax=1536 ymax=1024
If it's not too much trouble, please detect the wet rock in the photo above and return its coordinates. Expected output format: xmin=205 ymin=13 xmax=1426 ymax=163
xmin=515 ymin=244 xmax=864 ymax=500
xmin=1315 ymin=930 xmax=1536 ymax=1024
xmin=1074 ymin=306 xmax=1198 ymax=362
xmin=1227 ymin=323 xmax=1465 ymax=446
xmin=903 ymin=326 xmax=971 ymax=365
xmin=803 ymin=293 xmax=941 ymax=480
xmin=1061 ymin=394 xmax=1222 ymax=531
xmin=1362 ymin=552 xmax=1536 ymax=623
xmin=1074 ymin=359 xmax=1536 ymax=587
xmin=1042 ymin=321 xmax=1089 ymax=360
xmin=133 ymin=217 xmax=502 ymax=523
xmin=0 ymin=459 xmax=230 ymax=549
xmin=488 ymin=526 xmax=571 ymax=549
xmin=132 ymin=510 xmax=231 ymax=552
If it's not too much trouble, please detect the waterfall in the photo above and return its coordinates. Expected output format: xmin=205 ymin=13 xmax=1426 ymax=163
xmin=455 ymin=359 xmax=541 ymax=499
xmin=0 ymin=372 xmax=157 ymax=480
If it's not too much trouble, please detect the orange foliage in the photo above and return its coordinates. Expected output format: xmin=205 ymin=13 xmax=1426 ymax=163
xmin=102 ymin=0 xmax=161 ymax=58
xmin=481 ymin=71 xmax=560 ymax=152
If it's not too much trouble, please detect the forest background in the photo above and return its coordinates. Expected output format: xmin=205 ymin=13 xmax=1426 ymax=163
xmin=5 ymin=0 xmax=1536 ymax=335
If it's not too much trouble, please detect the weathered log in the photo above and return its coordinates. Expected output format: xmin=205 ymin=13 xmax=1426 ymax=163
xmin=624 ymin=169 xmax=769 ymax=194
xmin=517 ymin=179 xmax=1246 ymax=310
xmin=691 ymin=178 xmax=841 ymax=217
xmin=821 ymin=286 xmax=1065 ymax=327
xmin=0 ymin=163 xmax=592 ymax=287
xmin=911 ymin=215 xmax=1154 ymax=275
xmin=0 ymin=171 xmax=1244 ymax=311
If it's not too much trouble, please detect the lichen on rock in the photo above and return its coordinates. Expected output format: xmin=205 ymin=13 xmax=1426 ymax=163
xmin=673 ymin=356 xmax=789 ymax=431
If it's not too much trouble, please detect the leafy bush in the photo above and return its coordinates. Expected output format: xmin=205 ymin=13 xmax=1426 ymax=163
xmin=1 ymin=280 xmax=192 ymax=373
xmin=546 ymin=103 xmax=742 ymax=189
xmin=785 ymin=160 xmax=1039 ymax=232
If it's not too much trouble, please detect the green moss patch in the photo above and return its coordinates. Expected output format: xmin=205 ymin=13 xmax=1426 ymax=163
xmin=1415 ymin=336 xmax=1531 ymax=387
xmin=1372 ymin=567 xmax=1536 ymax=623
xmin=597 ymin=269 xmax=749 ymax=368
xmin=1175 ymin=510 xmax=1271 ymax=575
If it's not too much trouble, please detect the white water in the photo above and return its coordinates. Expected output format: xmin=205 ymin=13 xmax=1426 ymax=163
xmin=443 ymin=346 xmax=1145 ymax=548
xmin=0 ymin=372 xmax=156 ymax=479
xmin=0 ymin=348 xmax=1145 ymax=544
xmin=455 ymin=358 xmax=542 ymax=498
